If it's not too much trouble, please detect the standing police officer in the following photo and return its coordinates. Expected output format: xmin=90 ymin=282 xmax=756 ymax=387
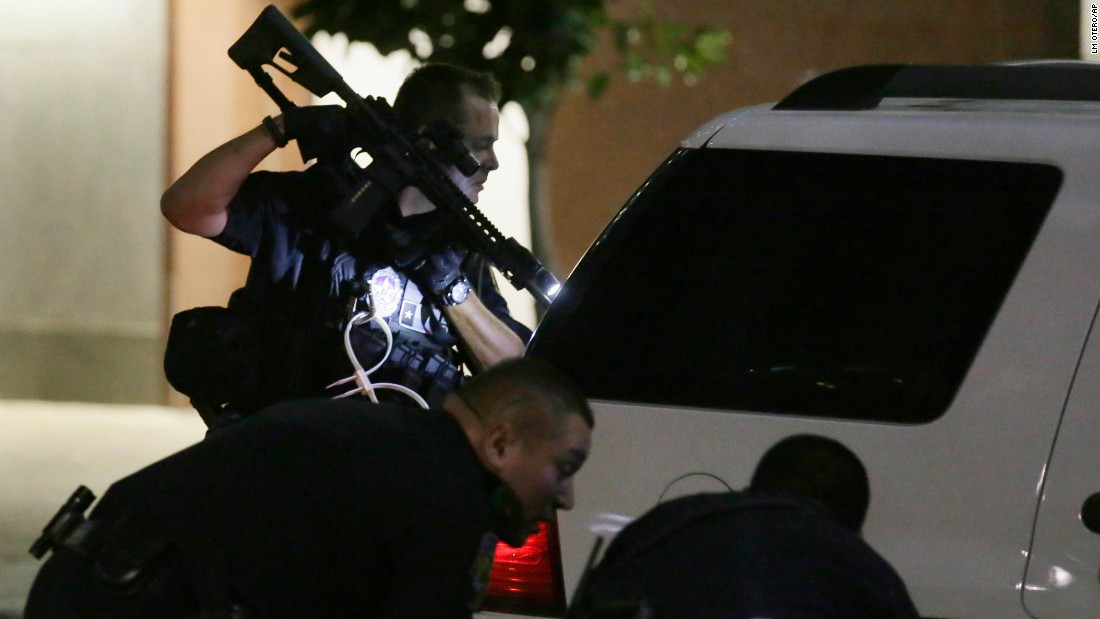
xmin=161 ymin=63 xmax=530 ymax=424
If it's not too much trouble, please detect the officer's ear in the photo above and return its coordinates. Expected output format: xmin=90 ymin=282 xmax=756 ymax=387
xmin=482 ymin=419 xmax=521 ymax=474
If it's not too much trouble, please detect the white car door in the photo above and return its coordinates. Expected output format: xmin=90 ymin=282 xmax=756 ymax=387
xmin=1024 ymin=311 xmax=1100 ymax=617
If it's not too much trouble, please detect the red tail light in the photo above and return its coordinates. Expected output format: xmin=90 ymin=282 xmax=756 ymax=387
xmin=480 ymin=519 xmax=567 ymax=616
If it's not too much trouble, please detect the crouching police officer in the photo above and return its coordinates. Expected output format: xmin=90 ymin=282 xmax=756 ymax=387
xmin=570 ymin=435 xmax=919 ymax=619
xmin=24 ymin=358 xmax=592 ymax=619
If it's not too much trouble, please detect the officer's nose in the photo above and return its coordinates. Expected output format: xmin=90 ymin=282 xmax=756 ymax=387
xmin=480 ymin=147 xmax=499 ymax=173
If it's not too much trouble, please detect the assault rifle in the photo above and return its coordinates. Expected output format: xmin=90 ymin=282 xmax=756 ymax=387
xmin=228 ymin=5 xmax=560 ymax=306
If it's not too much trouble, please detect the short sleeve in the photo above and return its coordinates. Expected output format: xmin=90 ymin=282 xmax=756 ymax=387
xmin=212 ymin=171 xmax=304 ymax=257
xmin=213 ymin=167 xmax=348 ymax=258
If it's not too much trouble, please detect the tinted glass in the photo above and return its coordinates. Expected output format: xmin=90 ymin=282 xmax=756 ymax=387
xmin=530 ymin=149 xmax=1061 ymax=423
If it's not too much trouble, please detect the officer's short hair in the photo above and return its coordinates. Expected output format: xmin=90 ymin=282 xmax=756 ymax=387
xmin=458 ymin=357 xmax=592 ymax=438
xmin=393 ymin=63 xmax=501 ymax=131
xmin=749 ymin=434 xmax=870 ymax=532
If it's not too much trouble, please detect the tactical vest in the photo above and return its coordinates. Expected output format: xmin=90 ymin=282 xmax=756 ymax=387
xmin=165 ymin=237 xmax=465 ymax=422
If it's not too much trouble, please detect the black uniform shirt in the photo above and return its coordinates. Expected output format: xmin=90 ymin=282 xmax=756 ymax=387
xmin=579 ymin=491 xmax=920 ymax=619
xmin=27 ymin=399 xmax=504 ymax=618
xmin=209 ymin=165 xmax=531 ymax=409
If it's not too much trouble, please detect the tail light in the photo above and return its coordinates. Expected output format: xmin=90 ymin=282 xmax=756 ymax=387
xmin=480 ymin=519 xmax=567 ymax=616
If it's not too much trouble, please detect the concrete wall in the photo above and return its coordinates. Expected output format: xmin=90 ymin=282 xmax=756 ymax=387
xmin=0 ymin=0 xmax=167 ymax=403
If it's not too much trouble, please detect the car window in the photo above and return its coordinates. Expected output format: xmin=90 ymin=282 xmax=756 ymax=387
xmin=530 ymin=148 xmax=1061 ymax=423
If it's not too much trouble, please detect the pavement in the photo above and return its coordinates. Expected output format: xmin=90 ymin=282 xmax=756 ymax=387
xmin=0 ymin=399 xmax=206 ymax=617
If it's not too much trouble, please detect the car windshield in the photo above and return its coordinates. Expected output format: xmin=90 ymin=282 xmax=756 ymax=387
xmin=530 ymin=148 xmax=1061 ymax=423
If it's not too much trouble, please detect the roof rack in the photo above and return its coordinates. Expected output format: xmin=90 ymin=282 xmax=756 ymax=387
xmin=773 ymin=62 xmax=1100 ymax=111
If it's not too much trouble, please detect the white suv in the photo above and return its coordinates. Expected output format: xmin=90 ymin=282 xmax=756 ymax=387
xmin=489 ymin=62 xmax=1100 ymax=618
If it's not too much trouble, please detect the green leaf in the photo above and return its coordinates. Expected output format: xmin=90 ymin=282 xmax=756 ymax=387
xmin=695 ymin=29 xmax=733 ymax=63
xmin=587 ymin=72 xmax=610 ymax=98
xmin=654 ymin=65 xmax=673 ymax=87
xmin=612 ymin=23 xmax=630 ymax=50
xmin=292 ymin=0 xmax=732 ymax=111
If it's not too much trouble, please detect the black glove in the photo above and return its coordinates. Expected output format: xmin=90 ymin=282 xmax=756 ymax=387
xmin=411 ymin=249 xmax=468 ymax=299
xmin=281 ymin=105 xmax=369 ymax=164
xmin=283 ymin=104 xmax=344 ymax=139
xmin=381 ymin=212 xmax=468 ymax=298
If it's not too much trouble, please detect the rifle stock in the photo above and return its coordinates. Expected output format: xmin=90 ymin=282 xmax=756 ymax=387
xmin=229 ymin=5 xmax=561 ymax=306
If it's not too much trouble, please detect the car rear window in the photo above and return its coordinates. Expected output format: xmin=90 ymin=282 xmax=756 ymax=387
xmin=529 ymin=148 xmax=1061 ymax=423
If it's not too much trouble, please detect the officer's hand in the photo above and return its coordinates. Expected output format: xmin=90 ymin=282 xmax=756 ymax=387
xmin=409 ymin=248 xmax=468 ymax=298
xmin=381 ymin=213 xmax=467 ymax=298
xmin=282 ymin=105 xmax=349 ymax=142
xmin=280 ymin=105 xmax=368 ymax=163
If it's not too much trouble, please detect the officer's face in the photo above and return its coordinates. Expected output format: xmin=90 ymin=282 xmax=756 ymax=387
xmin=500 ymin=412 xmax=591 ymax=536
xmin=398 ymin=92 xmax=500 ymax=217
xmin=452 ymin=93 xmax=500 ymax=204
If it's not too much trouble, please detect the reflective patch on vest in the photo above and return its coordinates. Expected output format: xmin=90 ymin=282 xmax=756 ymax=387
xmin=399 ymin=300 xmax=427 ymax=333
xmin=369 ymin=267 xmax=402 ymax=318
xmin=394 ymin=281 xmax=448 ymax=335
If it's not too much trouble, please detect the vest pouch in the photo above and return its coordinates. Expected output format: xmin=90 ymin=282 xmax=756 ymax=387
xmin=164 ymin=306 xmax=261 ymax=405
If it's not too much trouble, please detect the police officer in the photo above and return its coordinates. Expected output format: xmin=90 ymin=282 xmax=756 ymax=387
xmin=572 ymin=434 xmax=920 ymax=619
xmin=161 ymin=63 xmax=530 ymax=424
xmin=24 ymin=357 xmax=593 ymax=618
